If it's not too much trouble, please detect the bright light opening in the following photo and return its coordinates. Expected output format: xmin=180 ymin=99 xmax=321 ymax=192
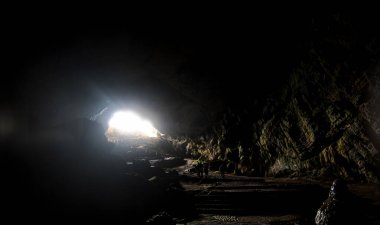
xmin=107 ymin=111 xmax=159 ymax=138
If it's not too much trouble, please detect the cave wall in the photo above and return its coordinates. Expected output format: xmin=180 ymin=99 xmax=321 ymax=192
xmin=256 ymin=56 xmax=380 ymax=182
xmin=255 ymin=14 xmax=380 ymax=182
xmin=180 ymin=12 xmax=380 ymax=183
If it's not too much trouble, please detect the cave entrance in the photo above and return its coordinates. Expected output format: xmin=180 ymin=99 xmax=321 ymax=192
xmin=105 ymin=110 xmax=161 ymax=144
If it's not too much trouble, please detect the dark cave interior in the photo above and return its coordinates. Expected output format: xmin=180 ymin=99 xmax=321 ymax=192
xmin=1 ymin=8 xmax=380 ymax=225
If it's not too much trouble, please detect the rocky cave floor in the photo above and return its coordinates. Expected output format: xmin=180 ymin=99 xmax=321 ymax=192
xmin=167 ymin=160 xmax=380 ymax=225
xmin=108 ymin=144 xmax=380 ymax=224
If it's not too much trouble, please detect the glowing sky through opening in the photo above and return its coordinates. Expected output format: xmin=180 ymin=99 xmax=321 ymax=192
xmin=108 ymin=111 xmax=158 ymax=138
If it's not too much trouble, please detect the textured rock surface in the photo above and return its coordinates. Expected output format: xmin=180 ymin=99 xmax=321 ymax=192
xmin=179 ymin=13 xmax=380 ymax=183
xmin=257 ymin=70 xmax=379 ymax=182
xmin=315 ymin=179 xmax=368 ymax=225
xmin=254 ymin=16 xmax=380 ymax=182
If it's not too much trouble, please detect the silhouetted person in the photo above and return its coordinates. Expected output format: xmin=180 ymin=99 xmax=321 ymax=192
xmin=195 ymin=163 xmax=203 ymax=178
xmin=219 ymin=161 xmax=226 ymax=179
xmin=203 ymin=162 xmax=209 ymax=178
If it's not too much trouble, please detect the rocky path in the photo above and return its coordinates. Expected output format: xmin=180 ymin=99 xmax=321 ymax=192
xmin=175 ymin=161 xmax=380 ymax=225
xmin=182 ymin=176 xmax=324 ymax=224
xmin=174 ymin=160 xmax=325 ymax=225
